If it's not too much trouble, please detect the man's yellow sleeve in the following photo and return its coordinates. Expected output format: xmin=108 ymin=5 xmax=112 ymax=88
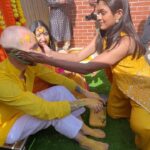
xmin=0 ymin=80 xmax=71 ymax=120
xmin=34 ymin=64 xmax=78 ymax=92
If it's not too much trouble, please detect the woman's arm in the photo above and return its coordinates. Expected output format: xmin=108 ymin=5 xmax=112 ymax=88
xmin=20 ymin=36 xmax=132 ymax=74
xmin=47 ymin=33 xmax=99 ymax=62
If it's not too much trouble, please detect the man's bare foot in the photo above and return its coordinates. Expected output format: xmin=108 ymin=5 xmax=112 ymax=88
xmin=81 ymin=140 xmax=109 ymax=150
xmin=76 ymin=134 xmax=109 ymax=150
xmin=82 ymin=124 xmax=106 ymax=138
xmin=89 ymin=109 xmax=106 ymax=128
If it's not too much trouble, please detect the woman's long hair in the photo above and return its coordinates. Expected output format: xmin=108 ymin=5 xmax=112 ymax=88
xmin=97 ymin=0 xmax=145 ymax=58
xmin=30 ymin=20 xmax=54 ymax=49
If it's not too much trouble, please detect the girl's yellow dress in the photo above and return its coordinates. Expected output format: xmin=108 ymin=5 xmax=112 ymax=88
xmin=111 ymin=55 xmax=150 ymax=113
xmin=107 ymin=47 xmax=150 ymax=149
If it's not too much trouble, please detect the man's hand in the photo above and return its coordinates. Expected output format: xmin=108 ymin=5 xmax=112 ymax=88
xmin=81 ymin=98 xmax=103 ymax=113
xmin=81 ymin=88 xmax=105 ymax=104
xmin=70 ymin=98 xmax=103 ymax=113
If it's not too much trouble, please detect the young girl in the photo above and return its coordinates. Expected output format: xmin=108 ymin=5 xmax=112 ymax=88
xmin=30 ymin=20 xmax=107 ymax=128
xmin=30 ymin=20 xmax=88 ymax=94
xmin=20 ymin=0 xmax=150 ymax=149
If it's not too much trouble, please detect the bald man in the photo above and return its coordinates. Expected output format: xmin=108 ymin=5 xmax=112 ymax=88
xmin=0 ymin=26 xmax=108 ymax=150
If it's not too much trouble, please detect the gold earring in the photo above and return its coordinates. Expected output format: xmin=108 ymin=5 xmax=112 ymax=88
xmin=115 ymin=19 xmax=119 ymax=23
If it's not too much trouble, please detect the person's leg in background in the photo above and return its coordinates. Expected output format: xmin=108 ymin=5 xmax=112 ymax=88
xmin=62 ymin=40 xmax=70 ymax=51
xmin=54 ymin=41 xmax=59 ymax=51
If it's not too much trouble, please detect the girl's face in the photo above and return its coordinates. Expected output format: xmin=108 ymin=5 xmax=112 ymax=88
xmin=96 ymin=1 xmax=121 ymax=30
xmin=35 ymin=26 xmax=50 ymax=46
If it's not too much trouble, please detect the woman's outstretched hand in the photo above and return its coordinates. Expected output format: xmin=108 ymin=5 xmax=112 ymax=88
xmin=16 ymin=50 xmax=48 ymax=64
xmin=39 ymin=42 xmax=52 ymax=54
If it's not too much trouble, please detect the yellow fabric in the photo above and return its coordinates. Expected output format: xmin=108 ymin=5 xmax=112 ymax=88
xmin=112 ymin=55 xmax=150 ymax=113
xmin=104 ymin=32 xmax=150 ymax=112
xmin=33 ymin=65 xmax=57 ymax=93
xmin=106 ymin=32 xmax=150 ymax=150
xmin=130 ymin=101 xmax=150 ymax=150
xmin=46 ymin=48 xmax=88 ymax=93
xmin=64 ymin=72 xmax=88 ymax=98
xmin=68 ymin=48 xmax=94 ymax=63
xmin=0 ymin=59 xmax=80 ymax=146
xmin=107 ymin=78 xmax=131 ymax=118
xmin=107 ymin=94 xmax=150 ymax=150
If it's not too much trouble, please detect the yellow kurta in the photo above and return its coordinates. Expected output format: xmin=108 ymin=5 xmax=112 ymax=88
xmin=112 ymin=55 xmax=150 ymax=112
xmin=105 ymin=33 xmax=150 ymax=149
xmin=103 ymin=32 xmax=150 ymax=112
xmin=107 ymin=55 xmax=150 ymax=150
xmin=0 ymin=59 xmax=79 ymax=146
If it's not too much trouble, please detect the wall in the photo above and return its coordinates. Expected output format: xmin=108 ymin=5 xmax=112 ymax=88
xmin=21 ymin=0 xmax=49 ymax=28
xmin=71 ymin=0 xmax=150 ymax=47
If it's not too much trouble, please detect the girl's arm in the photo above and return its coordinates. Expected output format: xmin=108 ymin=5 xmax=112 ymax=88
xmin=20 ymin=36 xmax=133 ymax=74
xmin=47 ymin=33 xmax=99 ymax=62
xmin=39 ymin=36 xmax=132 ymax=74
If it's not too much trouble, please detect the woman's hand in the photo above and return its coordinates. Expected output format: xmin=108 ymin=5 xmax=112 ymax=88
xmin=16 ymin=50 xmax=48 ymax=64
xmin=39 ymin=42 xmax=52 ymax=54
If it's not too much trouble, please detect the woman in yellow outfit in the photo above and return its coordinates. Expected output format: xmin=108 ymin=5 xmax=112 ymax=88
xmin=19 ymin=0 xmax=150 ymax=149
xmin=30 ymin=20 xmax=88 ymax=95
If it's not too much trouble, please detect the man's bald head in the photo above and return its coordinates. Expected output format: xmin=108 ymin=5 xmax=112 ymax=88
xmin=0 ymin=26 xmax=36 ymax=52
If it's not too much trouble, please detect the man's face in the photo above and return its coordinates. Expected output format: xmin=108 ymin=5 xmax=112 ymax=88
xmin=12 ymin=32 xmax=42 ymax=66
xmin=19 ymin=33 xmax=41 ymax=51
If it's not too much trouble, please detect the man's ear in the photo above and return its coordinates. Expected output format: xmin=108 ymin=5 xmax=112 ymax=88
xmin=115 ymin=9 xmax=123 ymax=21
